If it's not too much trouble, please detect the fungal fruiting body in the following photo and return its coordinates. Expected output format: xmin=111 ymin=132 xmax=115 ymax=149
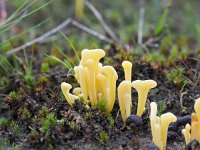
xmin=101 ymin=66 xmax=118 ymax=115
xmin=132 ymin=80 xmax=157 ymax=117
xmin=61 ymin=82 xmax=78 ymax=105
xmin=182 ymin=98 xmax=200 ymax=144
xmin=150 ymin=102 xmax=177 ymax=150
xmin=61 ymin=49 xmax=118 ymax=114
xmin=122 ymin=61 xmax=132 ymax=81
xmin=118 ymin=80 xmax=132 ymax=122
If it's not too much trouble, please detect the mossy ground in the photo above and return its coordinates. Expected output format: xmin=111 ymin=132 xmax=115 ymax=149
xmin=0 ymin=45 xmax=199 ymax=149
xmin=0 ymin=1 xmax=200 ymax=149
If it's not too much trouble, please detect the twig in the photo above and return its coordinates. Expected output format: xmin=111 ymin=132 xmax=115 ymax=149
xmin=40 ymin=28 xmax=77 ymax=43
xmin=180 ymin=90 xmax=187 ymax=107
xmin=137 ymin=0 xmax=145 ymax=45
xmin=188 ymin=57 xmax=200 ymax=62
xmin=84 ymin=0 xmax=128 ymax=48
xmin=85 ymin=0 xmax=117 ymax=41
xmin=71 ymin=19 xmax=112 ymax=43
xmin=6 ymin=18 xmax=72 ymax=56
xmin=6 ymin=18 xmax=116 ymax=56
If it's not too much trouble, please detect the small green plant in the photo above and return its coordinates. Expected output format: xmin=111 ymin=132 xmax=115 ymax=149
xmin=18 ymin=107 xmax=31 ymax=121
xmin=154 ymin=2 xmax=171 ymax=35
xmin=6 ymin=91 xmax=21 ymax=104
xmin=97 ymin=99 xmax=108 ymax=112
xmin=181 ymin=106 xmax=187 ymax=114
xmin=57 ymin=119 xmax=65 ymax=126
xmin=9 ymin=91 xmax=17 ymax=99
xmin=157 ymin=101 xmax=165 ymax=116
xmin=42 ymin=113 xmax=57 ymax=132
xmin=168 ymin=45 xmax=179 ymax=65
xmin=107 ymin=115 xmax=114 ymax=126
xmin=9 ymin=121 xmax=21 ymax=134
xmin=79 ymin=95 xmax=84 ymax=103
xmin=85 ymin=112 xmax=91 ymax=119
xmin=0 ymin=117 xmax=8 ymax=129
xmin=99 ymin=131 xmax=109 ymax=143
xmin=23 ymin=50 xmax=36 ymax=88
xmin=38 ymin=106 xmax=49 ymax=118
xmin=68 ymin=121 xmax=79 ymax=131
xmin=41 ymin=62 xmax=49 ymax=73
xmin=166 ymin=67 xmax=190 ymax=89
xmin=29 ymin=126 xmax=39 ymax=139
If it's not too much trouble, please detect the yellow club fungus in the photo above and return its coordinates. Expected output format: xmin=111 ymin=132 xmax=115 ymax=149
xmin=122 ymin=61 xmax=132 ymax=81
xmin=96 ymin=73 xmax=107 ymax=100
xmin=182 ymin=98 xmax=200 ymax=144
xmin=194 ymin=98 xmax=200 ymax=123
xmin=76 ymin=66 xmax=88 ymax=103
xmin=72 ymin=87 xmax=81 ymax=96
xmin=182 ymin=124 xmax=191 ymax=145
xmin=101 ymin=66 xmax=118 ymax=115
xmin=61 ymin=49 xmax=118 ymax=114
xmin=80 ymin=49 xmax=105 ymax=74
xmin=117 ymin=80 xmax=132 ymax=122
xmin=85 ymin=59 xmax=97 ymax=107
xmin=132 ymin=80 xmax=157 ymax=117
xmin=150 ymin=102 xmax=177 ymax=150
xmin=61 ymin=82 xmax=78 ymax=105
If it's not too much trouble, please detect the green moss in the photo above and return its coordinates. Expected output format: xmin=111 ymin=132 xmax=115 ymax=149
xmin=8 ymin=91 xmax=18 ymax=101
xmin=6 ymin=91 xmax=20 ymax=103
xmin=38 ymin=106 xmax=49 ymax=118
xmin=0 ymin=117 xmax=8 ymax=129
xmin=41 ymin=62 xmax=49 ymax=73
xmin=157 ymin=101 xmax=165 ymax=116
xmin=99 ymin=131 xmax=109 ymax=143
xmin=42 ymin=113 xmax=57 ymax=132
xmin=97 ymin=99 xmax=108 ymax=112
xmin=68 ymin=120 xmax=80 ymax=131
xmin=166 ymin=67 xmax=190 ymax=89
xmin=9 ymin=121 xmax=21 ymax=134
xmin=18 ymin=107 xmax=31 ymax=121
xmin=85 ymin=112 xmax=91 ymax=119
xmin=107 ymin=115 xmax=114 ymax=126
xmin=24 ymin=76 xmax=36 ymax=89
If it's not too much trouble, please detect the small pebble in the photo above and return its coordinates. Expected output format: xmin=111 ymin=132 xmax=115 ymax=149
xmin=169 ymin=122 xmax=178 ymax=132
xmin=121 ymin=140 xmax=128 ymax=147
xmin=167 ymin=131 xmax=178 ymax=140
xmin=177 ymin=115 xmax=191 ymax=126
xmin=125 ymin=115 xmax=143 ymax=127
xmin=185 ymin=140 xmax=200 ymax=150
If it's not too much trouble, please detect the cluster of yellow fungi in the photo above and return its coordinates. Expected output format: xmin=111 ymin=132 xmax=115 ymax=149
xmin=150 ymin=102 xmax=177 ymax=150
xmin=61 ymin=49 xmax=198 ymax=150
xmin=118 ymin=61 xmax=157 ymax=122
xmin=182 ymin=98 xmax=200 ymax=145
xmin=61 ymin=49 xmax=118 ymax=115
xmin=61 ymin=49 xmax=157 ymax=120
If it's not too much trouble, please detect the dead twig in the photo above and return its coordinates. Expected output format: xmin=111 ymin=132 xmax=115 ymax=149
xmin=180 ymin=90 xmax=188 ymax=108
xmin=6 ymin=18 xmax=117 ymax=56
xmin=71 ymin=19 xmax=112 ymax=43
xmin=137 ymin=0 xmax=145 ymax=45
xmin=85 ymin=0 xmax=117 ymax=41
xmin=143 ymin=36 xmax=160 ymax=46
xmin=6 ymin=18 xmax=72 ymax=56
xmin=84 ymin=0 xmax=128 ymax=48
